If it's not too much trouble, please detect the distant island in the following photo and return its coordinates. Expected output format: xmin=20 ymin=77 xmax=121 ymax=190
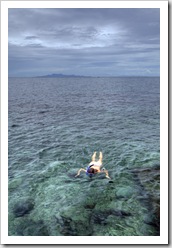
xmin=35 ymin=73 xmax=92 ymax=78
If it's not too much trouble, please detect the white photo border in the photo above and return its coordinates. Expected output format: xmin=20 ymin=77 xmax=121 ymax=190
xmin=1 ymin=0 xmax=168 ymax=245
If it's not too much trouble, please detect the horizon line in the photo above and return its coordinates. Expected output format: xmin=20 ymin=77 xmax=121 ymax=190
xmin=8 ymin=75 xmax=160 ymax=78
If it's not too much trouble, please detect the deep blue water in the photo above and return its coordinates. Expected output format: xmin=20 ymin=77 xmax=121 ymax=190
xmin=8 ymin=77 xmax=160 ymax=236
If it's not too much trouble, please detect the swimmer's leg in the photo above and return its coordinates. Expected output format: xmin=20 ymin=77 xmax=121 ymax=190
xmin=100 ymin=169 xmax=111 ymax=179
xmin=75 ymin=168 xmax=86 ymax=177
xmin=91 ymin=152 xmax=96 ymax=162
xmin=89 ymin=152 xmax=97 ymax=166
xmin=98 ymin=152 xmax=103 ymax=165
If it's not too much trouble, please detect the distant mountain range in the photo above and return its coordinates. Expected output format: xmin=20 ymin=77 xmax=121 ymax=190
xmin=36 ymin=73 xmax=92 ymax=78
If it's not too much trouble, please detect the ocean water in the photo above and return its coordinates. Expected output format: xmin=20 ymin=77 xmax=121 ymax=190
xmin=8 ymin=77 xmax=160 ymax=236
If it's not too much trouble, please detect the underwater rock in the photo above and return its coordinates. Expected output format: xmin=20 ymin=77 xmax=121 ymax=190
xmin=144 ymin=213 xmax=159 ymax=227
xmin=113 ymin=210 xmax=132 ymax=217
xmin=129 ymin=165 xmax=160 ymax=235
xmin=13 ymin=199 xmax=34 ymax=217
xmin=92 ymin=209 xmax=132 ymax=225
xmin=9 ymin=178 xmax=23 ymax=191
xmin=57 ymin=207 xmax=93 ymax=236
xmin=92 ymin=212 xmax=107 ymax=225
xmin=129 ymin=165 xmax=160 ymax=199
xmin=84 ymin=202 xmax=96 ymax=210
xmin=116 ymin=186 xmax=134 ymax=198
xmin=16 ymin=219 xmax=49 ymax=236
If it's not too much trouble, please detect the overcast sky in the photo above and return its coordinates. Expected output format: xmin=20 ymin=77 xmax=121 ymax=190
xmin=8 ymin=8 xmax=160 ymax=77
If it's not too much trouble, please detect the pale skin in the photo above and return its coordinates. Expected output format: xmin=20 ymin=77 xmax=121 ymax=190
xmin=75 ymin=152 xmax=111 ymax=179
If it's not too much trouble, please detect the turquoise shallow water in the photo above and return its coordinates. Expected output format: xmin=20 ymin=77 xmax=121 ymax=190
xmin=8 ymin=77 xmax=160 ymax=236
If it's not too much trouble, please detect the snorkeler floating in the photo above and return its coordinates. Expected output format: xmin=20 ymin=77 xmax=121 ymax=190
xmin=75 ymin=152 xmax=111 ymax=179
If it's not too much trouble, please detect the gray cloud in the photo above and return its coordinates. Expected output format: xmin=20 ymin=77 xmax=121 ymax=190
xmin=8 ymin=8 xmax=160 ymax=77
xmin=25 ymin=35 xmax=39 ymax=40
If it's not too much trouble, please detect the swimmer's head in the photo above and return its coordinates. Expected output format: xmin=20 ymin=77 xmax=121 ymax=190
xmin=88 ymin=168 xmax=95 ymax=174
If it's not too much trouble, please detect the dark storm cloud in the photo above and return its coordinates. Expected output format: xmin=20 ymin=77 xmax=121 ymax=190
xmin=8 ymin=8 xmax=160 ymax=76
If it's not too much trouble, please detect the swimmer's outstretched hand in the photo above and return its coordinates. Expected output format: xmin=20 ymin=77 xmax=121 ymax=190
xmin=75 ymin=168 xmax=86 ymax=177
xmin=106 ymin=175 xmax=111 ymax=179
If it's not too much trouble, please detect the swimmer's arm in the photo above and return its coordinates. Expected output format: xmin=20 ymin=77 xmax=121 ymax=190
xmin=75 ymin=168 xmax=86 ymax=177
xmin=100 ymin=169 xmax=111 ymax=179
